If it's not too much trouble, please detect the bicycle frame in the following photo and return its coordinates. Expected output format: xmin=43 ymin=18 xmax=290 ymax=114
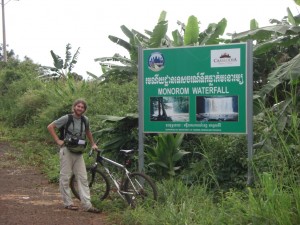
xmin=70 ymin=149 xmax=158 ymax=207
xmin=91 ymin=151 xmax=133 ymax=200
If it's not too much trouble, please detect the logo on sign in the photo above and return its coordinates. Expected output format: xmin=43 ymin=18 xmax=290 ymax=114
xmin=148 ymin=52 xmax=165 ymax=72
xmin=211 ymin=49 xmax=240 ymax=67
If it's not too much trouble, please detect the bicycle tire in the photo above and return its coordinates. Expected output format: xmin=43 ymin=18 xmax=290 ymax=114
xmin=70 ymin=166 xmax=110 ymax=201
xmin=123 ymin=172 xmax=158 ymax=208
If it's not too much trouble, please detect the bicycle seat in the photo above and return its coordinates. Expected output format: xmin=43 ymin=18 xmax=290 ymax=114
xmin=120 ymin=149 xmax=135 ymax=154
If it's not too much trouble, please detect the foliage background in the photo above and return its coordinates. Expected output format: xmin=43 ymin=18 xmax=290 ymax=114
xmin=0 ymin=7 xmax=299 ymax=224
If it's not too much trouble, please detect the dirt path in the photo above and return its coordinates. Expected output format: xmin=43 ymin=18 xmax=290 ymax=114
xmin=0 ymin=142 xmax=110 ymax=225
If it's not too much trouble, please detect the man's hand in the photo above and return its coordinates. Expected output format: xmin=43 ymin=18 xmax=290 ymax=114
xmin=47 ymin=123 xmax=64 ymax=147
xmin=91 ymin=143 xmax=98 ymax=151
xmin=56 ymin=139 xmax=64 ymax=147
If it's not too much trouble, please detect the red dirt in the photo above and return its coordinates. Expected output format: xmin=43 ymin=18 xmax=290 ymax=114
xmin=0 ymin=142 xmax=110 ymax=225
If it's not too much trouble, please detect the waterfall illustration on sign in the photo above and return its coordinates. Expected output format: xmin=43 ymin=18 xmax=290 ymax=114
xmin=196 ymin=96 xmax=238 ymax=121
xmin=150 ymin=96 xmax=189 ymax=122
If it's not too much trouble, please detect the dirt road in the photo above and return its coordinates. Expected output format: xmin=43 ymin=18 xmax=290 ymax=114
xmin=0 ymin=142 xmax=109 ymax=225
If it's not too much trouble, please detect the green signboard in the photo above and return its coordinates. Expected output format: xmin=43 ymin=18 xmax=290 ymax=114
xmin=141 ymin=43 xmax=249 ymax=134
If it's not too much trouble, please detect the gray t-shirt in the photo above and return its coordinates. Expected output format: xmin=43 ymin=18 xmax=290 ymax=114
xmin=54 ymin=114 xmax=90 ymax=140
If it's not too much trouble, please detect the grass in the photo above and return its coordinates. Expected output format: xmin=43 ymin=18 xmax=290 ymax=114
xmin=116 ymin=177 xmax=300 ymax=225
xmin=0 ymin=88 xmax=299 ymax=224
xmin=2 ymin=123 xmax=300 ymax=225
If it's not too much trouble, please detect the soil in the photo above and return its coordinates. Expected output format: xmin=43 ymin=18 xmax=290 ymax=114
xmin=0 ymin=142 xmax=110 ymax=225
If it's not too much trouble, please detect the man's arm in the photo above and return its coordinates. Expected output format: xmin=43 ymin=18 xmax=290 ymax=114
xmin=47 ymin=123 xmax=64 ymax=147
xmin=86 ymin=129 xmax=98 ymax=150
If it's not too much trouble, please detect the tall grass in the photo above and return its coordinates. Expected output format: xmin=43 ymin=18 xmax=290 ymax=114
xmin=247 ymin=173 xmax=295 ymax=225
xmin=116 ymin=88 xmax=299 ymax=225
xmin=1 ymin=59 xmax=299 ymax=224
xmin=116 ymin=175 xmax=300 ymax=225
xmin=121 ymin=179 xmax=218 ymax=225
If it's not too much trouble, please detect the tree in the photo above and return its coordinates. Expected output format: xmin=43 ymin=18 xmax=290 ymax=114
xmin=230 ymin=7 xmax=300 ymax=114
xmin=40 ymin=43 xmax=82 ymax=80
xmin=0 ymin=44 xmax=15 ymax=62
xmin=92 ymin=10 xmax=228 ymax=83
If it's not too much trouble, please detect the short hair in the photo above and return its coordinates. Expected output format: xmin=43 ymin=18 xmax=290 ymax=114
xmin=72 ymin=98 xmax=87 ymax=112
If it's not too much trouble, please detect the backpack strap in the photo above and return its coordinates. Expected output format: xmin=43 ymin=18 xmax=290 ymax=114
xmin=65 ymin=114 xmax=87 ymax=138
xmin=80 ymin=116 xmax=87 ymax=136
xmin=64 ymin=114 xmax=74 ymax=137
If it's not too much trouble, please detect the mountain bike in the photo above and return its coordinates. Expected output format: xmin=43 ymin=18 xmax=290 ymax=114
xmin=70 ymin=149 xmax=158 ymax=208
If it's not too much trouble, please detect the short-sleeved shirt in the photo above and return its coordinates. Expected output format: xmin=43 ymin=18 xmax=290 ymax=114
xmin=54 ymin=114 xmax=90 ymax=140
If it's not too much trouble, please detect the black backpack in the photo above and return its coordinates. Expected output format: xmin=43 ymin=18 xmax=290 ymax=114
xmin=58 ymin=114 xmax=87 ymax=140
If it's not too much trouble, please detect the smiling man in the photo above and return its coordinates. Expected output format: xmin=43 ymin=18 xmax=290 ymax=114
xmin=47 ymin=98 xmax=100 ymax=213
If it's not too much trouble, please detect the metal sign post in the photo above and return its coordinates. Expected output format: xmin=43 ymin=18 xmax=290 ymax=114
xmin=138 ymin=46 xmax=145 ymax=172
xmin=246 ymin=40 xmax=254 ymax=185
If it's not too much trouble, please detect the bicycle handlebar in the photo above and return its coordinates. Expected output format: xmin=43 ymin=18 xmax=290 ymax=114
xmin=88 ymin=148 xmax=102 ymax=157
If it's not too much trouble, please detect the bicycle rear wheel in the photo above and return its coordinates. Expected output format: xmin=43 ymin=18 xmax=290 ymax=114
xmin=70 ymin=166 xmax=110 ymax=201
xmin=123 ymin=172 xmax=158 ymax=208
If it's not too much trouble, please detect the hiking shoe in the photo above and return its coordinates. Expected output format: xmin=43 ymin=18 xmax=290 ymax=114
xmin=65 ymin=205 xmax=79 ymax=211
xmin=86 ymin=206 xmax=101 ymax=213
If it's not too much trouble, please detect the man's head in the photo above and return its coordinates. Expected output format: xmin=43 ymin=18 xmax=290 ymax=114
xmin=72 ymin=99 xmax=87 ymax=115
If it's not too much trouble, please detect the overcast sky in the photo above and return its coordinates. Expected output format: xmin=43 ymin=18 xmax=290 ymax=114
xmin=1 ymin=0 xmax=298 ymax=78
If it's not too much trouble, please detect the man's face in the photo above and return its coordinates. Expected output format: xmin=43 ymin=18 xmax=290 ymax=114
xmin=73 ymin=103 xmax=86 ymax=116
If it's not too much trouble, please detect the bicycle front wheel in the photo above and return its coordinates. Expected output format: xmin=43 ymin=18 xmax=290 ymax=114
xmin=70 ymin=166 xmax=110 ymax=201
xmin=123 ymin=172 xmax=158 ymax=208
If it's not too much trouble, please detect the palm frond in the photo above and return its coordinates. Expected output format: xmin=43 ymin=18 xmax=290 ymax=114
xmin=68 ymin=47 xmax=80 ymax=72
xmin=108 ymin=35 xmax=132 ymax=52
xmin=258 ymin=52 xmax=300 ymax=98
xmin=199 ymin=18 xmax=227 ymax=45
xmin=64 ymin=43 xmax=72 ymax=69
xmin=149 ymin=20 xmax=168 ymax=48
xmin=184 ymin=15 xmax=199 ymax=45
xmin=172 ymin=29 xmax=184 ymax=46
xmin=94 ymin=55 xmax=132 ymax=65
xmin=158 ymin=10 xmax=167 ymax=22
xmin=250 ymin=19 xmax=259 ymax=30
xmin=121 ymin=25 xmax=134 ymax=41
xmin=86 ymin=71 xmax=98 ymax=79
xmin=132 ymin=29 xmax=149 ymax=41
xmin=50 ymin=50 xmax=63 ymax=70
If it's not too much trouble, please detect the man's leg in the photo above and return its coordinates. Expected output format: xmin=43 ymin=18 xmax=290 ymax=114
xmin=59 ymin=147 xmax=75 ymax=208
xmin=73 ymin=155 xmax=92 ymax=210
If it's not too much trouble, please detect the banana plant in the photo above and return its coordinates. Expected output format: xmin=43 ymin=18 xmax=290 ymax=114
xmin=231 ymin=7 xmax=300 ymax=56
xmin=92 ymin=114 xmax=139 ymax=152
xmin=198 ymin=18 xmax=227 ymax=45
xmin=93 ymin=53 xmax=138 ymax=83
xmin=231 ymin=8 xmax=300 ymax=107
xmin=92 ymin=11 xmax=229 ymax=83
xmin=91 ymin=11 xmax=169 ymax=82
xmin=145 ymin=133 xmax=190 ymax=178
xmin=184 ymin=15 xmax=199 ymax=45
xmin=41 ymin=43 xmax=81 ymax=80
xmin=230 ymin=7 xmax=300 ymax=153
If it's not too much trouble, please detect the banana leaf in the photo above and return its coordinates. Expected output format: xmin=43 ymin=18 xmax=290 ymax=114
xmin=184 ymin=15 xmax=199 ymax=45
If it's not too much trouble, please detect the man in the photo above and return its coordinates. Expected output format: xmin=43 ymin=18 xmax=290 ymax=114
xmin=47 ymin=99 xmax=100 ymax=213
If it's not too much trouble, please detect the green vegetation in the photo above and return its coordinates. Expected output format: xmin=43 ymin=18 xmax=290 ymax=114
xmin=0 ymin=7 xmax=299 ymax=225
xmin=41 ymin=43 xmax=82 ymax=80
xmin=146 ymin=133 xmax=190 ymax=178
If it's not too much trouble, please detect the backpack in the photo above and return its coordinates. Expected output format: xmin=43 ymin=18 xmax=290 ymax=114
xmin=58 ymin=114 xmax=87 ymax=140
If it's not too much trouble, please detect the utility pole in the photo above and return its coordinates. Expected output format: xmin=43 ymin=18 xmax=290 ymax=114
xmin=1 ymin=0 xmax=7 ymax=62
xmin=1 ymin=0 xmax=18 ymax=62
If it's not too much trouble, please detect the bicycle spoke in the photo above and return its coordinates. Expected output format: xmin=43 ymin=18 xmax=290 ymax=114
xmin=123 ymin=172 xmax=157 ymax=208
xmin=70 ymin=166 xmax=110 ymax=202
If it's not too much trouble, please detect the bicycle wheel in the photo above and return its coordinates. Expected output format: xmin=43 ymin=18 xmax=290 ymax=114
xmin=123 ymin=172 xmax=158 ymax=208
xmin=70 ymin=166 xmax=110 ymax=201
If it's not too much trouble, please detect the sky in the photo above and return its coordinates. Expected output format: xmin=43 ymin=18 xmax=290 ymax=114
xmin=1 ymin=0 xmax=299 ymax=78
